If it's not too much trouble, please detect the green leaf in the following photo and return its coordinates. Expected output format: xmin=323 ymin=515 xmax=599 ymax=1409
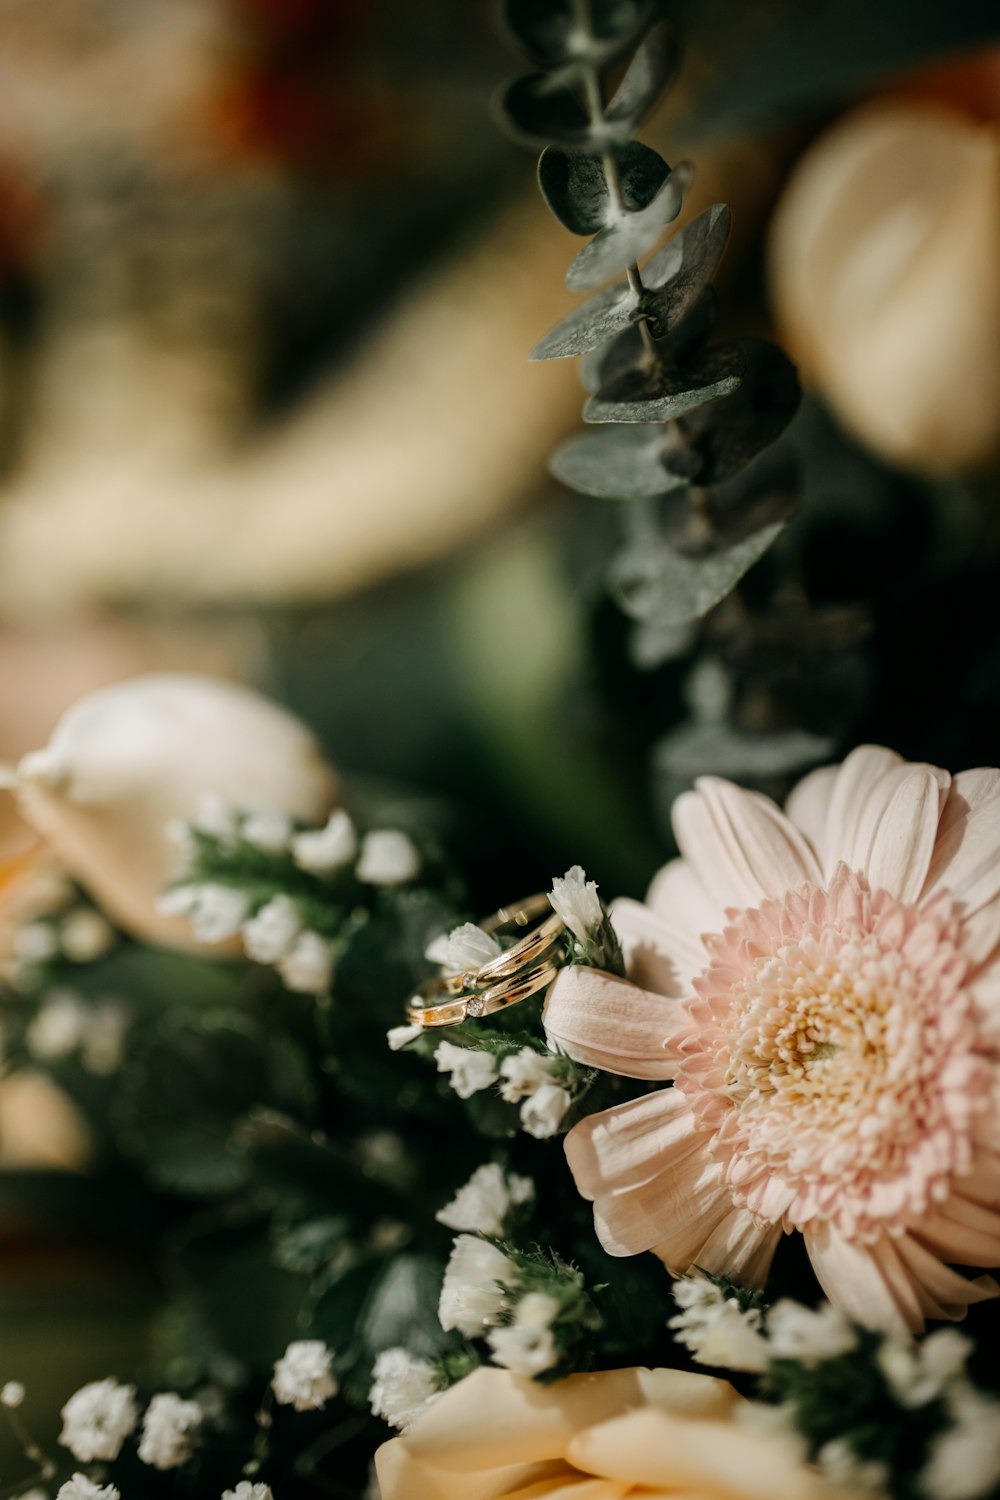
xmin=494 ymin=73 xmax=595 ymax=150
xmin=114 ymin=1013 xmax=317 ymax=1197
xmin=566 ymin=162 xmax=691 ymax=291
xmin=585 ymin=335 xmax=745 ymax=424
xmin=237 ymin=1110 xmax=403 ymax=1219
xmin=530 ymin=203 xmax=730 ymax=361
xmin=609 ymin=520 xmax=786 ymax=624
xmin=538 ymin=142 xmax=669 ymax=236
xmin=357 ymin=1253 xmax=449 ymax=1362
xmin=501 ymin=0 xmax=656 ymax=70
xmin=550 ymin=424 xmax=690 ymax=499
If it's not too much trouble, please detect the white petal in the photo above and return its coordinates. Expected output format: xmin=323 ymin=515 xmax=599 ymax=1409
xmin=924 ymin=767 xmax=1000 ymax=913
xmin=864 ymin=767 xmax=948 ymax=902
xmin=609 ymin=896 xmax=692 ymax=998
xmin=784 ymin=763 xmax=838 ymax=872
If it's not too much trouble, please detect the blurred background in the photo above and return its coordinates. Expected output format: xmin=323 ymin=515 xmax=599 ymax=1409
xmin=0 ymin=0 xmax=998 ymax=1468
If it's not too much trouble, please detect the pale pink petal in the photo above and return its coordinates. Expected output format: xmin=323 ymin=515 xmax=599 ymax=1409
xmin=892 ymin=1234 xmax=999 ymax=1322
xmin=597 ymin=1154 xmax=732 ymax=1264
xmin=804 ymin=1221 xmax=922 ymax=1334
xmin=672 ymin=778 xmax=821 ymax=910
xmin=689 ymin=1209 xmax=783 ymax=1288
xmin=564 ymin=1090 xmax=701 ymax=1199
xmin=924 ymin=768 xmax=1000 ymax=913
xmin=823 ymin=745 xmax=904 ymax=871
xmin=960 ymin=894 xmax=1000 ymax=967
xmin=913 ymin=1190 xmax=1000 ymax=1265
xmin=642 ymin=862 xmax=718 ymax=985
xmin=543 ymin=966 xmax=678 ymax=1081
xmin=609 ymin=897 xmax=692 ymax=998
xmin=863 ymin=767 xmax=949 ymax=903
xmin=784 ymin=763 xmax=838 ymax=874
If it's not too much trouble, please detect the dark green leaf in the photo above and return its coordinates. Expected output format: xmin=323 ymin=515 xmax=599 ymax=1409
xmin=530 ymin=203 xmax=730 ymax=361
xmin=670 ymin=339 xmax=801 ymax=483
xmin=501 ymin=0 xmax=655 ymax=69
xmin=585 ymin=334 xmax=744 ymax=424
xmin=655 ymin=722 xmax=834 ymax=780
xmin=357 ymin=1253 xmax=449 ymax=1362
xmin=494 ymin=73 xmax=595 ymax=149
xmin=605 ymin=21 xmax=676 ymax=129
xmin=609 ymin=520 xmax=786 ymax=624
xmin=538 ymin=142 xmax=669 ymax=235
xmin=550 ymin=424 xmax=689 ymax=499
xmin=237 ymin=1111 xmax=404 ymax=1219
xmin=566 ymin=162 xmax=691 ymax=291
xmin=115 ymin=1013 xmax=317 ymax=1197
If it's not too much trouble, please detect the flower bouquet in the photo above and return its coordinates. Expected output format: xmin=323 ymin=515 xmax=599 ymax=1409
xmin=0 ymin=3 xmax=998 ymax=1500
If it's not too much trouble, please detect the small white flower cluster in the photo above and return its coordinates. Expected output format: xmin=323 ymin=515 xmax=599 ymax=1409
xmin=56 ymin=1476 xmax=120 ymax=1500
xmin=58 ymin=1377 xmax=205 ymax=1475
xmin=271 ymin=1340 xmax=338 ymax=1412
xmin=874 ymin=1329 xmax=1000 ymax=1500
xmin=26 ymin=990 xmax=130 ymax=1076
xmin=12 ymin=904 xmax=116 ymax=977
xmin=435 ymin=1162 xmax=535 ymax=1239
xmin=368 ymin=1347 xmax=442 ymax=1431
xmin=432 ymin=1042 xmax=571 ymax=1138
xmin=241 ymin=895 xmax=335 ymax=996
xmin=437 ymin=1236 xmax=561 ymax=1378
xmin=669 ymin=1274 xmax=770 ymax=1373
xmin=221 ymin=1485 xmax=274 ymax=1500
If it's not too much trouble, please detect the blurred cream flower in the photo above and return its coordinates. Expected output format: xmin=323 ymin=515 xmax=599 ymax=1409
xmin=770 ymin=102 xmax=1000 ymax=472
xmin=12 ymin=674 xmax=337 ymax=949
xmin=375 ymin=1364 xmax=836 ymax=1500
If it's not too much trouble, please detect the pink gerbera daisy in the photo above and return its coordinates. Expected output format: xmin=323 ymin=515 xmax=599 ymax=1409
xmin=544 ymin=747 xmax=1000 ymax=1334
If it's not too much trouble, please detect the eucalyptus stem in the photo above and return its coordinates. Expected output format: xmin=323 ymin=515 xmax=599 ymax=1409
xmin=572 ymin=0 xmax=657 ymax=355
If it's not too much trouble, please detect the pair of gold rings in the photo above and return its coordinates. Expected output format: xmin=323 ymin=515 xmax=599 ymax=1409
xmin=406 ymin=894 xmax=567 ymax=1029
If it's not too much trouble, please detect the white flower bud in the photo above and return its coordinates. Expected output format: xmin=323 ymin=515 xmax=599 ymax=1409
xmin=292 ymin=810 xmax=358 ymax=874
xmin=241 ymin=894 xmax=302 ymax=964
xmin=425 ymin=922 xmax=501 ymax=974
xmin=549 ymin=865 xmax=604 ymax=947
xmin=368 ymin=1348 xmax=440 ymax=1431
xmin=57 ymin=1477 xmax=120 ymax=1500
xmin=137 ymin=1392 xmax=202 ymax=1470
xmin=386 ymin=1023 xmax=422 ymax=1051
xmin=272 ymin=1340 xmax=338 ymax=1411
xmin=240 ymin=808 xmax=292 ymax=854
xmin=435 ymin=1162 xmax=534 ymax=1238
xmin=519 ymin=1081 xmax=572 ymax=1139
xmin=14 ymin=674 xmax=337 ymax=950
xmin=486 ymin=1292 xmax=560 ymax=1377
xmin=276 ymin=930 xmax=334 ymax=995
xmin=498 ymin=1046 xmax=557 ymax=1103
xmin=356 ymin=829 xmax=420 ymax=886
xmin=438 ymin=1235 xmax=515 ymax=1337
xmin=434 ymin=1041 xmax=497 ymax=1099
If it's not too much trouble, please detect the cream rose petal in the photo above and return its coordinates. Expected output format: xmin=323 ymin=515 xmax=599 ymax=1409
xmin=543 ymin=966 xmax=679 ymax=1081
xmin=566 ymin=1409 xmax=822 ymax=1500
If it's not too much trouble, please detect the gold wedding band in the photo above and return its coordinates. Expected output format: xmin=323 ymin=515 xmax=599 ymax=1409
xmin=406 ymin=893 xmax=567 ymax=1028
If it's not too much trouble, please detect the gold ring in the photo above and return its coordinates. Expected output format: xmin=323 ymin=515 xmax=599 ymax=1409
xmin=406 ymin=959 xmax=561 ymax=1028
xmin=406 ymin=893 xmax=568 ymax=1028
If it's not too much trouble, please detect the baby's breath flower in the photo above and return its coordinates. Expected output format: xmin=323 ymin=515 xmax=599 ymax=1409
xmin=1 ymin=1380 xmax=25 ymax=1408
xmin=59 ymin=908 xmax=115 ymax=963
xmin=497 ymin=1047 xmax=555 ymax=1103
xmin=923 ymin=1385 xmax=1000 ymax=1500
xmin=425 ymin=923 xmax=501 ymax=973
xmin=272 ymin=1340 xmax=338 ymax=1411
xmin=137 ymin=1391 xmax=202 ymax=1470
xmin=292 ymin=810 xmax=358 ymax=874
xmin=766 ymin=1300 xmax=857 ymax=1365
xmin=487 ymin=1292 xmax=560 ymax=1377
xmin=438 ymin=1235 xmax=515 ymax=1337
xmin=59 ymin=1377 xmax=138 ymax=1462
xmin=877 ymin=1329 xmax=972 ymax=1408
xmin=156 ymin=884 xmax=249 ymax=944
xmin=386 ymin=1023 xmax=422 ymax=1051
xmin=277 ymin=931 xmax=334 ymax=995
xmin=369 ymin=1348 xmax=441 ymax=1431
xmin=435 ymin=1163 xmax=534 ymax=1238
xmin=241 ymin=894 xmax=302 ymax=964
xmin=520 ymin=1081 xmax=572 ymax=1139
xmin=57 ymin=1477 xmax=120 ymax=1500
xmin=240 ymin=808 xmax=292 ymax=854
xmin=669 ymin=1274 xmax=769 ymax=1374
xmin=356 ymin=830 xmax=421 ymax=886
xmin=221 ymin=1485 xmax=274 ymax=1500
xmin=549 ymin=866 xmax=604 ymax=948
xmin=434 ymin=1041 xmax=497 ymax=1099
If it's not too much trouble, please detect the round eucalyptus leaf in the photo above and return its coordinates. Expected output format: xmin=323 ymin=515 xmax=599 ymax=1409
xmin=530 ymin=203 xmax=730 ymax=361
xmin=609 ymin=519 xmax=787 ymax=624
xmin=494 ymin=73 xmax=595 ymax=149
xmin=667 ymin=339 xmax=801 ymax=483
xmin=551 ymin=425 xmax=690 ymax=498
xmin=538 ymin=142 xmax=669 ymax=235
xmin=566 ymin=161 xmax=692 ymax=290
xmin=606 ymin=20 xmax=677 ymax=130
xmin=585 ymin=333 xmax=745 ymax=424
xmin=501 ymin=0 xmax=655 ymax=69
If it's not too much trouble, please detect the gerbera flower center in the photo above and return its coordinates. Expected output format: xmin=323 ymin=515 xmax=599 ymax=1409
xmin=676 ymin=867 xmax=989 ymax=1242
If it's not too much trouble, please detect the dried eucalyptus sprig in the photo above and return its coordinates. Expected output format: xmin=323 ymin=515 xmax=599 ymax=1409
xmin=496 ymin=0 xmax=801 ymax=629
